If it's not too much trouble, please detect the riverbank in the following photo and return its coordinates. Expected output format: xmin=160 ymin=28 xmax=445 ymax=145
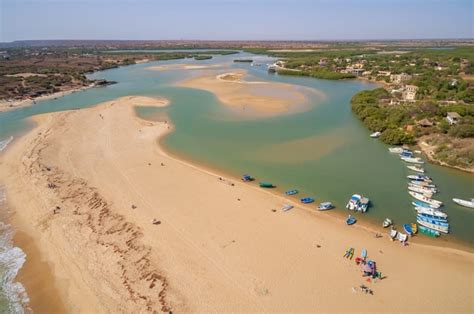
xmin=177 ymin=69 xmax=318 ymax=117
xmin=1 ymin=95 xmax=473 ymax=312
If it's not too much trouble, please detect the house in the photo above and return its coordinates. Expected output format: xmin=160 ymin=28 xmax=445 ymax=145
xmin=378 ymin=70 xmax=391 ymax=76
xmin=390 ymin=73 xmax=412 ymax=84
xmin=446 ymin=112 xmax=461 ymax=125
xmin=402 ymin=85 xmax=418 ymax=102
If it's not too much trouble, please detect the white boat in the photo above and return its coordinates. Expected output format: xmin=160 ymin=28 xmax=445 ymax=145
xmin=388 ymin=147 xmax=404 ymax=153
xmin=407 ymin=165 xmax=425 ymax=173
xmin=318 ymin=202 xmax=334 ymax=210
xmin=452 ymin=198 xmax=474 ymax=209
xmin=389 ymin=229 xmax=398 ymax=239
xmin=282 ymin=204 xmax=294 ymax=212
xmin=408 ymin=182 xmax=437 ymax=191
xmin=401 ymin=157 xmax=424 ymax=164
xmin=409 ymin=192 xmax=442 ymax=208
xmin=416 ymin=219 xmax=449 ymax=234
xmin=383 ymin=218 xmax=393 ymax=228
xmin=414 ymin=206 xmax=447 ymax=219
xmin=370 ymin=131 xmax=381 ymax=138
xmin=346 ymin=194 xmax=370 ymax=212
xmin=408 ymin=185 xmax=434 ymax=197
xmin=410 ymin=181 xmax=436 ymax=189
xmin=407 ymin=174 xmax=431 ymax=182
xmin=396 ymin=232 xmax=408 ymax=242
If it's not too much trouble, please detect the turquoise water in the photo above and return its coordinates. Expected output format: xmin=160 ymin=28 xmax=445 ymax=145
xmin=0 ymin=51 xmax=473 ymax=311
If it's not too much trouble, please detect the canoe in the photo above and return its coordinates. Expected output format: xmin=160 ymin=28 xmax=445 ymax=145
xmin=259 ymin=182 xmax=275 ymax=188
xmin=300 ymin=197 xmax=315 ymax=204
xmin=403 ymin=224 xmax=413 ymax=235
xmin=452 ymin=198 xmax=474 ymax=209
xmin=419 ymin=225 xmax=440 ymax=237
xmin=346 ymin=215 xmax=357 ymax=225
xmin=282 ymin=204 xmax=294 ymax=212
xmin=318 ymin=202 xmax=334 ymax=210
xmin=409 ymin=192 xmax=442 ymax=208
xmin=285 ymin=189 xmax=298 ymax=196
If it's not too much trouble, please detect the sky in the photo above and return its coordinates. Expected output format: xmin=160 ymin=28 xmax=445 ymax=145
xmin=0 ymin=0 xmax=473 ymax=42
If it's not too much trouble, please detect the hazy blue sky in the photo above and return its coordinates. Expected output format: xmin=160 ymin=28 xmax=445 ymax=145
xmin=1 ymin=0 xmax=472 ymax=42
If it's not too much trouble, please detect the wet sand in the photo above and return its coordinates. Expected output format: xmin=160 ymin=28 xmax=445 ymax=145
xmin=0 ymin=95 xmax=473 ymax=312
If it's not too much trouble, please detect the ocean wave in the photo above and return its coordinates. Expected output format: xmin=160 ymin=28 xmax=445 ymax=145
xmin=0 ymin=136 xmax=14 ymax=152
xmin=0 ymin=190 xmax=29 ymax=313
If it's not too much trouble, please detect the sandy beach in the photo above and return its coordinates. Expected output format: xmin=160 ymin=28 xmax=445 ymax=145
xmin=176 ymin=69 xmax=320 ymax=117
xmin=1 ymin=95 xmax=473 ymax=312
xmin=147 ymin=63 xmax=225 ymax=71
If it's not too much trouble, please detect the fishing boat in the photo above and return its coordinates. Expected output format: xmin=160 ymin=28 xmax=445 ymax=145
xmin=389 ymin=228 xmax=398 ymax=239
xmin=411 ymin=223 xmax=418 ymax=234
xmin=407 ymin=174 xmax=431 ymax=182
xmin=418 ymin=225 xmax=440 ymax=237
xmin=285 ymin=189 xmax=299 ymax=195
xmin=416 ymin=217 xmax=449 ymax=234
xmin=399 ymin=150 xmax=414 ymax=158
xmin=282 ymin=204 xmax=294 ymax=212
xmin=346 ymin=194 xmax=370 ymax=212
xmin=259 ymin=182 xmax=275 ymax=188
xmin=401 ymin=157 xmax=424 ymax=164
xmin=408 ymin=182 xmax=437 ymax=192
xmin=419 ymin=213 xmax=448 ymax=223
xmin=412 ymin=200 xmax=437 ymax=209
xmin=414 ymin=206 xmax=447 ymax=219
xmin=242 ymin=174 xmax=254 ymax=182
xmin=370 ymin=131 xmax=381 ymax=138
xmin=346 ymin=215 xmax=357 ymax=225
xmin=396 ymin=232 xmax=408 ymax=242
xmin=409 ymin=180 xmax=436 ymax=188
xmin=383 ymin=218 xmax=392 ymax=228
xmin=409 ymin=192 xmax=442 ymax=208
xmin=317 ymin=202 xmax=334 ymax=210
xmin=403 ymin=224 xmax=413 ymax=235
xmin=388 ymin=147 xmax=403 ymax=153
xmin=300 ymin=197 xmax=315 ymax=204
xmin=452 ymin=198 xmax=474 ymax=209
xmin=407 ymin=165 xmax=425 ymax=173
xmin=408 ymin=185 xmax=434 ymax=197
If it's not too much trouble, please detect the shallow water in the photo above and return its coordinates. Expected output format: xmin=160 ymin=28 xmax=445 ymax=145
xmin=0 ymin=51 xmax=473 ymax=311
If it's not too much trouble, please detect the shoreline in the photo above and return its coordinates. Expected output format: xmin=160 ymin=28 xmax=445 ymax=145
xmin=417 ymin=138 xmax=474 ymax=174
xmin=1 ymin=96 xmax=473 ymax=312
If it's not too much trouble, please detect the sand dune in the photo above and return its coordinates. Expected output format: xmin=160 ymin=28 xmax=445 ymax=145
xmin=1 ymin=95 xmax=473 ymax=312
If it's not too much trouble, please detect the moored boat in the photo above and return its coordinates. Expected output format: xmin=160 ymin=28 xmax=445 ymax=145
xmin=414 ymin=206 xmax=447 ymax=219
xmin=346 ymin=194 xmax=370 ymax=212
xmin=408 ymin=185 xmax=434 ymax=197
xmin=407 ymin=165 xmax=425 ymax=173
xmin=411 ymin=223 xmax=418 ymax=234
xmin=452 ymin=198 xmax=474 ymax=209
xmin=401 ymin=157 xmax=424 ymax=164
xmin=412 ymin=200 xmax=437 ymax=209
xmin=300 ymin=197 xmax=314 ymax=204
xmin=346 ymin=215 xmax=357 ymax=225
xmin=317 ymin=202 xmax=334 ymax=210
xmin=389 ymin=228 xmax=398 ymax=239
xmin=409 ymin=180 xmax=437 ymax=188
xmin=409 ymin=192 xmax=442 ymax=208
xmin=403 ymin=224 xmax=413 ymax=235
xmin=399 ymin=150 xmax=414 ymax=158
xmin=259 ymin=182 xmax=275 ymax=188
xmin=242 ymin=174 xmax=254 ymax=182
xmin=419 ymin=213 xmax=448 ymax=223
xmin=418 ymin=225 xmax=440 ymax=237
xmin=370 ymin=131 xmax=381 ymax=138
xmin=407 ymin=174 xmax=431 ymax=182
xmin=285 ymin=189 xmax=299 ymax=196
xmin=383 ymin=218 xmax=392 ymax=228
xmin=388 ymin=147 xmax=403 ymax=153
xmin=417 ymin=217 xmax=449 ymax=234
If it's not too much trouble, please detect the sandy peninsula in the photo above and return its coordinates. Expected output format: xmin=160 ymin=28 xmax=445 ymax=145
xmin=1 ymin=96 xmax=473 ymax=312
xmin=147 ymin=63 xmax=224 ymax=71
xmin=175 ymin=69 xmax=321 ymax=117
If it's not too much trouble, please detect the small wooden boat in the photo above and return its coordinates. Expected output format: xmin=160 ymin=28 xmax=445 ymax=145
xmin=346 ymin=215 xmax=357 ymax=225
xmin=408 ymin=185 xmax=434 ymax=197
xmin=410 ymin=181 xmax=436 ymax=188
xmin=412 ymin=200 xmax=437 ymax=209
xmin=409 ymin=192 xmax=442 ymax=208
xmin=317 ymin=202 xmax=334 ymax=210
xmin=419 ymin=225 xmax=440 ymax=237
xmin=300 ymin=197 xmax=314 ymax=204
xmin=411 ymin=223 xmax=418 ymax=234
xmin=407 ymin=165 xmax=425 ymax=173
xmin=383 ymin=218 xmax=392 ymax=228
xmin=452 ymin=198 xmax=474 ymax=209
xmin=285 ymin=189 xmax=298 ymax=196
xmin=241 ymin=174 xmax=254 ymax=182
xmin=259 ymin=182 xmax=275 ymax=188
xmin=403 ymin=224 xmax=413 ymax=235
xmin=281 ymin=204 xmax=294 ymax=212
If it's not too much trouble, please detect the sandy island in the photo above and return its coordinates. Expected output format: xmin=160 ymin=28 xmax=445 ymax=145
xmin=0 ymin=95 xmax=473 ymax=312
xmin=147 ymin=63 xmax=224 ymax=71
xmin=174 ymin=69 xmax=321 ymax=117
